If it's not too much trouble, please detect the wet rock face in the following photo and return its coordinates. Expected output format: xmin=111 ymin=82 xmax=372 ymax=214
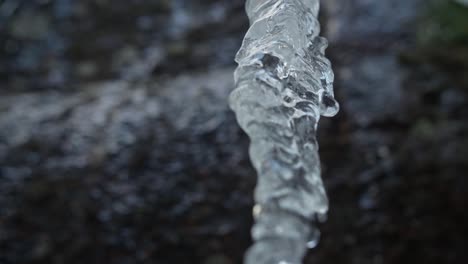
xmin=1 ymin=1 xmax=252 ymax=263
xmin=0 ymin=69 xmax=255 ymax=264
xmin=1 ymin=0 xmax=468 ymax=264
xmin=0 ymin=0 xmax=248 ymax=91
xmin=311 ymin=1 xmax=468 ymax=264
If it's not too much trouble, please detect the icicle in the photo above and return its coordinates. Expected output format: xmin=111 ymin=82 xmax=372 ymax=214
xmin=229 ymin=0 xmax=339 ymax=263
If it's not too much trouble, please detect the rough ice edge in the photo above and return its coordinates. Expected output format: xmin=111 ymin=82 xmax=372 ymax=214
xmin=229 ymin=0 xmax=339 ymax=263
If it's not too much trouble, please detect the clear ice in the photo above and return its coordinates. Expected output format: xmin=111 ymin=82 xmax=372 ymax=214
xmin=228 ymin=0 xmax=339 ymax=263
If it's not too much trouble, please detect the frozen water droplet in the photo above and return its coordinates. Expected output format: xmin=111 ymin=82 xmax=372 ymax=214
xmin=306 ymin=240 xmax=318 ymax=249
xmin=253 ymin=204 xmax=262 ymax=217
xmin=320 ymin=92 xmax=339 ymax=117
xmin=307 ymin=229 xmax=321 ymax=249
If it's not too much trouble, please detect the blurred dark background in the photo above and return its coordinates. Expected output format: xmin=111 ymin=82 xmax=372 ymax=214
xmin=0 ymin=0 xmax=467 ymax=263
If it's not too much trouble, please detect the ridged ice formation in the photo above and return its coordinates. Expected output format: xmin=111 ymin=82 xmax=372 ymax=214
xmin=228 ymin=0 xmax=339 ymax=263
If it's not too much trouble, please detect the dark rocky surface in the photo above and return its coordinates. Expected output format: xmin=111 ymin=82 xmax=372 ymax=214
xmin=0 ymin=0 xmax=467 ymax=263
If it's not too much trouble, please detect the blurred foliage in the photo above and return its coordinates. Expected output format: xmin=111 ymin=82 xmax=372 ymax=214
xmin=418 ymin=0 xmax=468 ymax=45
xmin=401 ymin=0 xmax=468 ymax=88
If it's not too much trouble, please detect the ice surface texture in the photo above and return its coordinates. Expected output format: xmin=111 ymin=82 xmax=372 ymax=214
xmin=229 ymin=0 xmax=339 ymax=263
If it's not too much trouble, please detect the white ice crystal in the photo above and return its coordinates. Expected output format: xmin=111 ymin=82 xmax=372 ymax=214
xmin=229 ymin=0 xmax=339 ymax=263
